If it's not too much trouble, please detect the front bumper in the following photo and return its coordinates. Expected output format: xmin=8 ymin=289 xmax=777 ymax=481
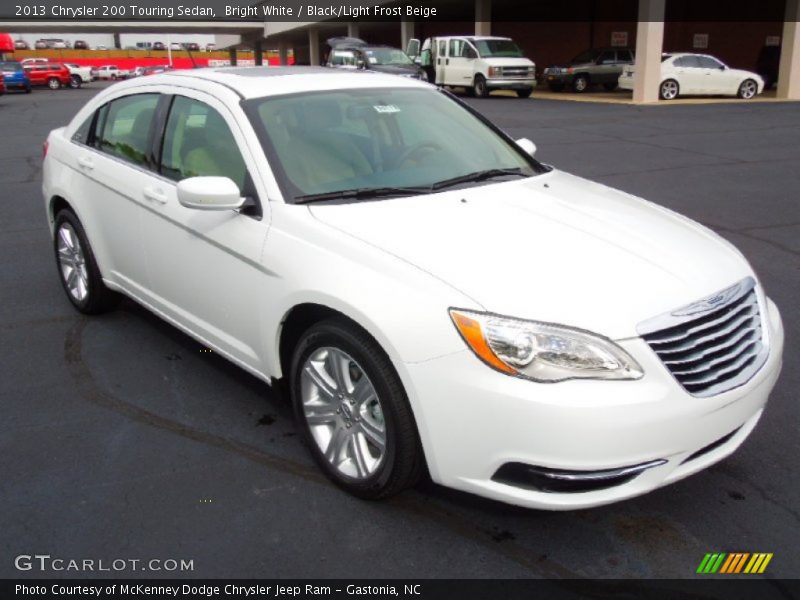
xmin=486 ymin=77 xmax=537 ymax=90
xmin=403 ymin=297 xmax=783 ymax=510
xmin=618 ymin=74 xmax=635 ymax=91
xmin=544 ymin=72 xmax=574 ymax=85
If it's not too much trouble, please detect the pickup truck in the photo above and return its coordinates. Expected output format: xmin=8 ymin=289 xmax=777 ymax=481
xmin=64 ymin=63 xmax=93 ymax=88
xmin=92 ymin=65 xmax=130 ymax=81
xmin=407 ymin=35 xmax=536 ymax=98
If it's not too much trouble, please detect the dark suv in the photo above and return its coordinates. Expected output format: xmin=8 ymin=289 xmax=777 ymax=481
xmin=326 ymin=37 xmax=425 ymax=80
xmin=544 ymin=47 xmax=635 ymax=92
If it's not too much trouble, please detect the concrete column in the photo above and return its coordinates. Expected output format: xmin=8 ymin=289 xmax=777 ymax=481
xmin=777 ymin=0 xmax=800 ymax=99
xmin=278 ymin=40 xmax=289 ymax=66
xmin=400 ymin=19 xmax=415 ymax=51
xmin=475 ymin=0 xmax=491 ymax=36
xmin=308 ymin=28 xmax=320 ymax=66
xmin=632 ymin=0 xmax=665 ymax=103
xmin=347 ymin=22 xmax=360 ymax=39
xmin=254 ymin=39 xmax=263 ymax=66
xmin=228 ymin=47 xmax=238 ymax=66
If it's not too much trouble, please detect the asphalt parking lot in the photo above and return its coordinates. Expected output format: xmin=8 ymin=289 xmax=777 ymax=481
xmin=1 ymin=82 xmax=798 ymax=580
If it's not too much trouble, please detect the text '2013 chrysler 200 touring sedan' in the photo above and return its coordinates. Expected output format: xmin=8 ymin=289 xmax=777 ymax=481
xmin=42 ymin=67 xmax=783 ymax=510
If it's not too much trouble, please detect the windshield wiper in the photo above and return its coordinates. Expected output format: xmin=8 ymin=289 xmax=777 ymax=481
xmin=429 ymin=168 xmax=529 ymax=191
xmin=295 ymin=186 xmax=431 ymax=204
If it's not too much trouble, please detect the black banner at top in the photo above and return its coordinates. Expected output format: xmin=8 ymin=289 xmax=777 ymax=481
xmin=0 ymin=0 xmax=791 ymax=23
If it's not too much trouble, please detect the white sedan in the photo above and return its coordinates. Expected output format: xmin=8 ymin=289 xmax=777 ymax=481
xmin=42 ymin=67 xmax=783 ymax=510
xmin=619 ymin=53 xmax=764 ymax=100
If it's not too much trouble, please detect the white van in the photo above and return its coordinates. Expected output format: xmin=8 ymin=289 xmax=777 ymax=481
xmin=407 ymin=36 xmax=536 ymax=97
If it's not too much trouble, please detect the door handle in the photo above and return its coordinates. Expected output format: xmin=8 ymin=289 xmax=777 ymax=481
xmin=77 ymin=156 xmax=94 ymax=171
xmin=143 ymin=187 xmax=167 ymax=205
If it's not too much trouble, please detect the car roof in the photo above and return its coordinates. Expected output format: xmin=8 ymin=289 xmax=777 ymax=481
xmin=124 ymin=66 xmax=430 ymax=99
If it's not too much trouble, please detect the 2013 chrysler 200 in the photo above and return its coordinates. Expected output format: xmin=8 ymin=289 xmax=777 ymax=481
xmin=42 ymin=67 xmax=783 ymax=509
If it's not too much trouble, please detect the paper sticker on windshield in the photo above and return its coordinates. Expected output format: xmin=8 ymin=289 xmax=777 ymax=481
xmin=374 ymin=105 xmax=401 ymax=114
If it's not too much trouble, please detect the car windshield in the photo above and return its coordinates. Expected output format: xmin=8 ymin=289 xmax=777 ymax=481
xmin=245 ymin=88 xmax=544 ymax=202
xmin=0 ymin=62 xmax=22 ymax=72
xmin=364 ymin=47 xmax=413 ymax=66
xmin=571 ymin=49 xmax=601 ymax=63
xmin=474 ymin=40 xmax=523 ymax=58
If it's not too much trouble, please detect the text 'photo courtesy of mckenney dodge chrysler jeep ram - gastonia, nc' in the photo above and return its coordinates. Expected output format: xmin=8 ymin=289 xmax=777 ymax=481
xmin=42 ymin=65 xmax=783 ymax=510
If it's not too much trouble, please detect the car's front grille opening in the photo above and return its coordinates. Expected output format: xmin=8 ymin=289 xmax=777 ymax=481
xmin=491 ymin=460 xmax=666 ymax=494
xmin=681 ymin=427 xmax=742 ymax=465
xmin=640 ymin=280 xmax=767 ymax=397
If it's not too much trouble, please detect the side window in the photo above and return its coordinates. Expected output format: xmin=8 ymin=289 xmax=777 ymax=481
xmin=598 ymin=51 xmax=615 ymax=64
xmin=160 ymin=96 xmax=248 ymax=193
xmin=71 ymin=113 xmax=94 ymax=145
xmin=449 ymin=39 xmax=464 ymax=58
xmin=96 ymin=94 xmax=159 ymax=168
xmin=438 ymin=40 xmax=447 ymax=58
xmin=462 ymin=43 xmax=477 ymax=59
xmin=698 ymin=56 xmax=723 ymax=69
xmin=675 ymin=56 xmax=702 ymax=68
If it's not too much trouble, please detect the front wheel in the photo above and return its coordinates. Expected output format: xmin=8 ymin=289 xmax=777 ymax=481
xmin=24 ymin=85 xmax=32 ymax=94
xmin=47 ymin=77 xmax=61 ymax=90
xmin=738 ymin=78 xmax=758 ymax=99
xmin=572 ymin=74 xmax=589 ymax=93
xmin=516 ymin=87 xmax=533 ymax=98
xmin=548 ymin=82 xmax=565 ymax=92
xmin=69 ymin=75 xmax=82 ymax=89
xmin=291 ymin=319 xmax=424 ymax=499
xmin=474 ymin=74 xmax=489 ymax=98
xmin=53 ymin=210 xmax=119 ymax=314
xmin=660 ymin=78 xmax=680 ymax=100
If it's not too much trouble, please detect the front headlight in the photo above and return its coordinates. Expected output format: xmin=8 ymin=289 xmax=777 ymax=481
xmin=450 ymin=309 xmax=643 ymax=382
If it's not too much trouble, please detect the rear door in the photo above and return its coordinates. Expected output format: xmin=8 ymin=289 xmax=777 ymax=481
xmin=594 ymin=50 xmax=618 ymax=84
xmin=70 ymin=92 xmax=160 ymax=293
xmin=138 ymin=91 xmax=270 ymax=372
xmin=434 ymin=38 xmax=448 ymax=84
xmin=672 ymin=55 xmax=704 ymax=94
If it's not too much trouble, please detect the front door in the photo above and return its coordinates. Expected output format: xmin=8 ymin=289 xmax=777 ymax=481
xmin=138 ymin=92 xmax=270 ymax=372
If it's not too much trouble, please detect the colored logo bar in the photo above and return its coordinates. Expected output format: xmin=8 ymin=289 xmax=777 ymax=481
xmin=697 ymin=553 xmax=773 ymax=574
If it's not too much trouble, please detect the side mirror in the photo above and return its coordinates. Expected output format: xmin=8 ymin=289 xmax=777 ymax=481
xmin=177 ymin=176 xmax=244 ymax=211
xmin=515 ymin=138 xmax=537 ymax=158
xmin=406 ymin=38 xmax=421 ymax=58
xmin=413 ymin=56 xmax=422 ymax=65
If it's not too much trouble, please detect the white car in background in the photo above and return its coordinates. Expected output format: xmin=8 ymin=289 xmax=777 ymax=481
xmin=41 ymin=67 xmax=783 ymax=510
xmin=619 ymin=53 xmax=764 ymax=100
xmin=64 ymin=63 xmax=93 ymax=87
xmin=94 ymin=65 xmax=129 ymax=80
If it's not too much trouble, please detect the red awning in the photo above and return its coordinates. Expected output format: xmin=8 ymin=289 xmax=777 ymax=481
xmin=0 ymin=33 xmax=15 ymax=53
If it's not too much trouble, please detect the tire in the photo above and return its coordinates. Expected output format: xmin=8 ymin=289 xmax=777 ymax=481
xmin=47 ymin=77 xmax=61 ymax=90
xmin=572 ymin=74 xmax=589 ymax=93
xmin=290 ymin=319 xmax=424 ymax=500
xmin=53 ymin=209 xmax=119 ymax=314
xmin=737 ymin=78 xmax=758 ymax=99
xmin=659 ymin=78 xmax=680 ymax=100
xmin=69 ymin=75 xmax=82 ymax=89
xmin=603 ymin=82 xmax=617 ymax=91
xmin=474 ymin=74 xmax=489 ymax=98
xmin=516 ymin=87 xmax=533 ymax=98
xmin=548 ymin=82 xmax=565 ymax=92
xmin=24 ymin=85 xmax=31 ymax=94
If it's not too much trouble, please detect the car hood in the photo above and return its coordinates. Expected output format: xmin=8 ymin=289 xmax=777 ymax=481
xmin=483 ymin=57 xmax=535 ymax=67
xmin=308 ymin=170 xmax=753 ymax=340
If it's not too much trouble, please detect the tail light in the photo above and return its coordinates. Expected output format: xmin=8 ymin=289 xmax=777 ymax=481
xmin=42 ymin=139 xmax=48 ymax=159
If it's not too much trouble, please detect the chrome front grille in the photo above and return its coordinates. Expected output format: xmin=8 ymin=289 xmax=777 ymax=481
xmin=500 ymin=67 xmax=534 ymax=78
xmin=638 ymin=278 xmax=768 ymax=397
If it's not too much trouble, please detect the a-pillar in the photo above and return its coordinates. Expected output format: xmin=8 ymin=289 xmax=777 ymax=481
xmin=228 ymin=47 xmax=237 ymax=67
xmin=347 ymin=22 xmax=359 ymax=39
xmin=308 ymin=28 xmax=320 ymax=66
xmin=632 ymin=0 xmax=665 ymax=103
xmin=278 ymin=40 xmax=289 ymax=66
xmin=475 ymin=0 xmax=491 ymax=36
xmin=777 ymin=0 xmax=800 ymax=99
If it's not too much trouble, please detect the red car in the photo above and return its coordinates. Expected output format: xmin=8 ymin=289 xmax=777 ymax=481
xmin=0 ymin=74 xmax=5 ymax=96
xmin=23 ymin=63 xmax=74 ymax=90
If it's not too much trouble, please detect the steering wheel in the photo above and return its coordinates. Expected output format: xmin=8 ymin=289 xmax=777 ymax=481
xmin=393 ymin=141 xmax=444 ymax=168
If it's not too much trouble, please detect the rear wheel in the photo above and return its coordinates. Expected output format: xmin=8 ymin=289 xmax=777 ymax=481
xmin=291 ymin=319 xmax=424 ymax=499
xmin=659 ymin=78 xmax=680 ymax=100
xmin=53 ymin=209 xmax=119 ymax=314
xmin=24 ymin=85 xmax=32 ymax=94
xmin=516 ymin=87 xmax=533 ymax=98
xmin=572 ymin=74 xmax=589 ymax=93
xmin=47 ymin=77 xmax=61 ymax=90
xmin=738 ymin=78 xmax=758 ymax=99
xmin=474 ymin=74 xmax=489 ymax=98
xmin=69 ymin=75 xmax=82 ymax=89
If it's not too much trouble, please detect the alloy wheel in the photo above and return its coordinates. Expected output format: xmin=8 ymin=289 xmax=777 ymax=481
xmin=48 ymin=78 xmax=60 ymax=90
xmin=300 ymin=347 xmax=386 ymax=480
xmin=661 ymin=80 xmax=679 ymax=100
xmin=57 ymin=223 xmax=89 ymax=302
xmin=740 ymin=79 xmax=757 ymax=99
